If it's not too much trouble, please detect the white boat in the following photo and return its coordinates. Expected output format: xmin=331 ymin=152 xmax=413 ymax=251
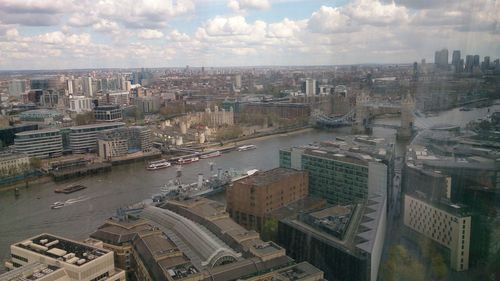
xmin=237 ymin=145 xmax=256 ymax=151
xmin=177 ymin=157 xmax=199 ymax=165
xmin=200 ymin=151 xmax=221 ymax=159
xmin=147 ymin=159 xmax=171 ymax=170
xmin=51 ymin=202 xmax=64 ymax=209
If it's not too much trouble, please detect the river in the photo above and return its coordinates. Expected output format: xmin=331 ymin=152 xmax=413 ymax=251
xmin=0 ymin=102 xmax=498 ymax=260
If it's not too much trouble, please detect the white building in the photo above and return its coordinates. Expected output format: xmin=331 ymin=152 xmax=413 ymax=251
xmin=14 ymin=129 xmax=63 ymax=159
xmin=105 ymin=92 xmax=129 ymax=106
xmin=0 ymin=151 xmax=30 ymax=176
xmin=5 ymin=233 xmax=125 ymax=281
xmin=8 ymin=80 xmax=27 ymax=97
xmin=69 ymin=96 xmax=93 ymax=113
xmin=82 ymin=77 xmax=93 ymax=97
xmin=304 ymin=78 xmax=317 ymax=96
xmin=404 ymin=194 xmax=471 ymax=271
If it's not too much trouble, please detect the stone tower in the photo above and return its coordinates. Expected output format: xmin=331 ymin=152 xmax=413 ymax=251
xmin=352 ymin=93 xmax=371 ymax=134
xmin=397 ymin=93 xmax=415 ymax=139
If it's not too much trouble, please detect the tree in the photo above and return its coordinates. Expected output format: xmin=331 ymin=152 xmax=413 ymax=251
xmin=261 ymin=218 xmax=278 ymax=242
xmin=215 ymin=125 xmax=242 ymax=141
xmin=431 ymin=255 xmax=448 ymax=280
xmin=381 ymin=245 xmax=425 ymax=281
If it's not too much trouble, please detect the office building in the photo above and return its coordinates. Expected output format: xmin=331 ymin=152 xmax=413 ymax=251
xmin=302 ymin=79 xmax=317 ymax=96
xmin=66 ymin=79 xmax=74 ymax=94
xmin=19 ymin=109 xmax=63 ymax=123
xmin=473 ymin=55 xmax=480 ymax=67
xmin=69 ymin=122 xmax=125 ymax=154
xmin=234 ymin=74 xmax=242 ymax=89
xmin=0 ymin=124 xmax=38 ymax=147
xmin=278 ymin=194 xmax=386 ymax=281
xmin=8 ymin=80 xmax=27 ymax=97
xmin=404 ymin=194 xmax=471 ymax=271
xmin=105 ymin=92 xmax=130 ymax=106
xmin=14 ymin=129 xmax=63 ymax=158
xmin=4 ymin=233 xmax=125 ymax=281
xmin=135 ymin=96 xmax=161 ymax=114
xmin=82 ymin=77 xmax=93 ymax=97
xmin=465 ymin=55 xmax=474 ymax=72
xmin=69 ymin=96 xmax=93 ymax=113
xmin=30 ymin=78 xmax=50 ymax=90
xmin=91 ymin=197 xmax=324 ymax=281
xmin=0 ymin=261 xmax=70 ymax=281
xmin=279 ymin=136 xmax=391 ymax=204
xmin=434 ymin=48 xmax=449 ymax=69
xmin=227 ymin=168 xmax=308 ymax=233
xmin=97 ymin=126 xmax=152 ymax=159
xmin=451 ymin=50 xmax=461 ymax=72
xmin=0 ymin=151 xmax=30 ymax=176
xmin=94 ymin=105 xmax=123 ymax=122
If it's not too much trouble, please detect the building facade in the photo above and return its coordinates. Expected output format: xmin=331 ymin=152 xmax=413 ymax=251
xmin=97 ymin=126 xmax=152 ymax=159
xmin=404 ymin=194 xmax=471 ymax=271
xmin=69 ymin=122 xmax=125 ymax=154
xmin=14 ymin=129 xmax=63 ymax=158
xmin=69 ymin=96 xmax=93 ymax=113
xmin=0 ymin=151 xmax=30 ymax=176
xmin=226 ymin=168 xmax=308 ymax=233
xmin=94 ymin=105 xmax=123 ymax=122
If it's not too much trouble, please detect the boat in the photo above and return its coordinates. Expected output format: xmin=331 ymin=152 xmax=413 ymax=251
xmin=200 ymin=151 xmax=221 ymax=159
xmin=177 ymin=157 xmax=199 ymax=165
xmin=51 ymin=202 xmax=64 ymax=209
xmin=237 ymin=145 xmax=257 ymax=151
xmin=54 ymin=184 xmax=87 ymax=194
xmin=147 ymin=159 xmax=171 ymax=170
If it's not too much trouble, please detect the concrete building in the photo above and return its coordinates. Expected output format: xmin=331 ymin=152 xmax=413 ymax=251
xmin=69 ymin=96 xmax=93 ymax=113
xmin=226 ymin=168 xmax=309 ymax=233
xmin=14 ymin=129 xmax=63 ymax=158
xmin=135 ymin=96 xmax=161 ymax=114
xmin=4 ymin=233 xmax=125 ymax=281
xmin=434 ymin=48 xmax=449 ymax=69
xmin=278 ymin=194 xmax=387 ymax=281
xmin=94 ymin=105 xmax=123 ymax=122
xmin=0 ymin=151 xmax=30 ymax=176
xmin=82 ymin=77 xmax=93 ymax=97
xmin=105 ymin=92 xmax=129 ymax=106
xmin=91 ymin=197 xmax=324 ymax=281
xmin=97 ymin=126 xmax=152 ymax=159
xmin=279 ymin=136 xmax=391 ymax=204
xmin=303 ymin=79 xmax=317 ymax=96
xmin=8 ymin=80 xmax=27 ymax=97
xmin=19 ymin=109 xmax=63 ymax=123
xmin=69 ymin=122 xmax=125 ymax=154
xmin=404 ymin=194 xmax=471 ymax=271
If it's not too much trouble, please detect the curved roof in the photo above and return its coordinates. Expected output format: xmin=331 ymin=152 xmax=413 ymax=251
xmin=142 ymin=205 xmax=240 ymax=268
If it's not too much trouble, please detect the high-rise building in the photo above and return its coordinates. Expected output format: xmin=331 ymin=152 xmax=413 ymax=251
xmin=14 ymin=128 xmax=63 ymax=158
xmin=465 ymin=55 xmax=474 ymax=72
xmin=302 ymin=78 xmax=317 ymax=96
xmin=226 ymin=168 xmax=309 ymax=233
xmin=8 ymin=80 xmax=27 ymax=97
xmin=66 ymin=79 xmax=74 ymax=94
xmin=434 ymin=48 xmax=449 ymax=69
xmin=279 ymin=136 xmax=391 ymax=205
xmin=452 ymin=50 xmax=461 ymax=72
xmin=482 ymin=56 xmax=490 ymax=71
xmin=82 ymin=76 xmax=93 ymax=97
xmin=278 ymin=193 xmax=386 ymax=281
xmin=4 ymin=233 xmax=126 ymax=280
xmin=473 ymin=55 xmax=480 ymax=68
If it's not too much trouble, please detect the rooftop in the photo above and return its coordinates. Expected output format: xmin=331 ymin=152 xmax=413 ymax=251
xmin=0 ymin=262 xmax=65 ymax=281
xmin=234 ymin=168 xmax=305 ymax=187
xmin=15 ymin=128 xmax=60 ymax=136
xmin=15 ymin=233 xmax=108 ymax=267
xmin=69 ymin=122 xmax=125 ymax=130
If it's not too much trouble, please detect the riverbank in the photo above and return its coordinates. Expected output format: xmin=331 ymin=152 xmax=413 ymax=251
xmin=0 ymin=175 xmax=52 ymax=192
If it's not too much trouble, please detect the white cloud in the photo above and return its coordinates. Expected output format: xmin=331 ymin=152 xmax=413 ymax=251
xmin=343 ymin=0 xmax=409 ymax=26
xmin=138 ymin=29 xmax=164 ymax=39
xmin=228 ymin=0 xmax=271 ymax=12
xmin=93 ymin=20 xmax=120 ymax=33
xmin=307 ymin=6 xmax=358 ymax=33
xmin=168 ymin=29 xmax=191 ymax=42
xmin=267 ymin=18 xmax=302 ymax=38
xmin=202 ymin=16 xmax=255 ymax=36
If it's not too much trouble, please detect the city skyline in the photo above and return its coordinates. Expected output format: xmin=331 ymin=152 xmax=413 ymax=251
xmin=0 ymin=0 xmax=499 ymax=70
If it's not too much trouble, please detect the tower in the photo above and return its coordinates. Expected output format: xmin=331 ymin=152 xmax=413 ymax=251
xmin=397 ymin=93 xmax=415 ymax=139
xmin=352 ymin=93 xmax=371 ymax=134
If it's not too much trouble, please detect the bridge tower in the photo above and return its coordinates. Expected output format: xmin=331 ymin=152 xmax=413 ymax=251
xmin=397 ymin=93 xmax=415 ymax=139
xmin=352 ymin=93 xmax=372 ymax=134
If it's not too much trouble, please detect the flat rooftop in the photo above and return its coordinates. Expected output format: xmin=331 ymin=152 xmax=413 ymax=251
xmin=234 ymin=168 xmax=305 ymax=187
xmin=15 ymin=128 xmax=60 ymax=136
xmin=0 ymin=262 xmax=64 ymax=281
xmin=15 ymin=233 xmax=108 ymax=267
xmin=69 ymin=122 xmax=125 ymax=130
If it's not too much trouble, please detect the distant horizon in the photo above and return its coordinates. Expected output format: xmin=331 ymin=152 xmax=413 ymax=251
xmin=0 ymin=0 xmax=498 ymax=70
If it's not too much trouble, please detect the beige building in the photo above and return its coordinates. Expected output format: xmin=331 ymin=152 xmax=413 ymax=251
xmin=226 ymin=168 xmax=308 ymax=233
xmin=404 ymin=194 xmax=471 ymax=271
xmin=0 ymin=262 xmax=71 ymax=281
xmin=0 ymin=151 xmax=30 ymax=176
xmin=5 ymin=233 xmax=126 ymax=281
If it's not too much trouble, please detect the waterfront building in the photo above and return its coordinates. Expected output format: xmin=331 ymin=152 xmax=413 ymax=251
xmin=14 ymin=129 xmax=63 ymax=158
xmin=4 ymin=233 xmax=125 ymax=281
xmin=278 ymin=194 xmax=387 ymax=281
xmin=94 ymin=105 xmax=123 ymax=122
xmin=69 ymin=122 xmax=125 ymax=154
xmin=91 ymin=197 xmax=324 ymax=281
xmin=97 ymin=126 xmax=152 ymax=159
xmin=404 ymin=193 xmax=471 ymax=271
xmin=227 ymin=168 xmax=308 ymax=233
xmin=0 ymin=151 xmax=30 ymax=176
xmin=69 ymin=96 xmax=93 ymax=113
xmin=279 ymin=136 xmax=390 ymax=205
xmin=0 ymin=124 xmax=38 ymax=147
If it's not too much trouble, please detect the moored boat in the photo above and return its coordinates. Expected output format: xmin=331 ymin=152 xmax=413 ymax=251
xmin=237 ymin=145 xmax=256 ymax=151
xmin=54 ymin=185 xmax=87 ymax=194
xmin=200 ymin=151 xmax=221 ymax=159
xmin=147 ymin=159 xmax=171 ymax=170
xmin=177 ymin=157 xmax=199 ymax=165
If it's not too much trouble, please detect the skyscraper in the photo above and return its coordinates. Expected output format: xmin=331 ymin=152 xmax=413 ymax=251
xmin=434 ymin=48 xmax=449 ymax=70
xmin=473 ymin=55 xmax=480 ymax=67
xmin=82 ymin=76 xmax=93 ymax=97
xmin=452 ymin=50 xmax=461 ymax=72
xmin=465 ymin=55 xmax=474 ymax=72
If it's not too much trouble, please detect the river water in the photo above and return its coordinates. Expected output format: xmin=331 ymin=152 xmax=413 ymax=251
xmin=0 ymin=103 xmax=498 ymax=260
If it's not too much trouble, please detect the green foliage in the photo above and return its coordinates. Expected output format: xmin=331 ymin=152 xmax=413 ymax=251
xmin=261 ymin=218 xmax=278 ymax=242
xmin=30 ymin=157 xmax=42 ymax=170
xmin=381 ymin=245 xmax=425 ymax=281
xmin=431 ymin=254 xmax=448 ymax=280
xmin=215 ymin=125 xmax=242 ymax=141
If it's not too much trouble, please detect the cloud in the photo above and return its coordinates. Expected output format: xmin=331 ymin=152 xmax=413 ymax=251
xmin=168 ymin=29 xmax=191 ymax=42
xmin=202 ymin=16 xmax=255 ymax=36
xmin=0 ymin=0 xmax=72 ymax=14
xmin=343 ymin=0 xmax=409 ymax=26
xmin=267 ymin=18 xmax=302 ymax=38
xmin=307 ymin=6 xmax=358 ymax=33
xmin=228 ymin=0 xmax=271 ymax=12
xmin=138 ymin=29 xmax=164 ymax=39
xmin=93 ymin=20 xmax=120 ymax=33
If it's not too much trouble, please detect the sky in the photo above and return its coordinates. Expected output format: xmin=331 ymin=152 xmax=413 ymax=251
xmin=0 ymin=0 xmax=498 ymax=70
